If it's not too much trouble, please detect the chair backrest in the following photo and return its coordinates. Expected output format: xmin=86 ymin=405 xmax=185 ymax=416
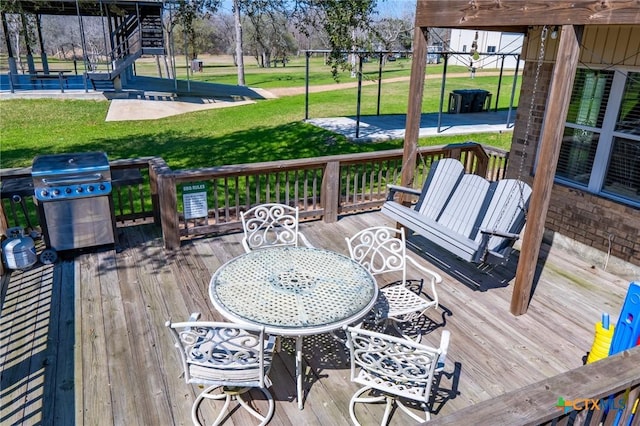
xmin=345 ymin=226 xmax=408 ymax=283
xmin=166 ymin=316 xmax=271 ymax=388
xmin=416 ymin=158 xmax=465 ymax=219
xmin=345 ymin=326 xmax=448 ymax=403
xmin=241 ymin=203 xmax=301 ymax=252
xmin=475 ymin=179 xmax=532 ymax=251
xmin=436 ymin=173 xmax=491 ymax=238
xmin=414 ymin=158 xmax=532 ymax=250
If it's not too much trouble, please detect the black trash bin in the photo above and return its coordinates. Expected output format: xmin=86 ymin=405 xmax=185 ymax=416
xmin=471 ymin=89 xmax=490 ymax=112
xmin=453 ymin=89 xmax=475 ymax=113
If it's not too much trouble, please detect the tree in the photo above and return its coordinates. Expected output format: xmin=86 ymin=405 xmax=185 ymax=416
xmin=1 ymin=0 xmax=38 ymax=72
xmin=191 ymin=17 xmax=220 ymax=55
xmin=171 ymin=0 xmax=221 ymax=60
xmin=371 ymin=17 xmax=412 ymax=53
xmin=211 ymin=12 xmax=237 ymax=57
xmin=289 ymin=14 xmax=328 ymax=52
xmin=233 ymin=0 xmax=245 ymax=85
xmin=161 ymin=0 xmax=220 ymax=79
xmin=291 ymin=0 xmax=378 ymax=80
xmin=241 ymin=0 xmax=296 ymax=67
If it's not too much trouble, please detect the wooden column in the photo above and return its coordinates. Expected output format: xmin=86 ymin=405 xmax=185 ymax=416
xmin=152 ymin=158 xmax=180 ymax=250
xmin=148 ymin=157 xmax=163 ymax=226
xmin=401 ymin=27 xmax=428 ymax=189
xmin=511 ymin=25 xmax=583 ymax=315
xmin=321 ymin=160 xmax=340 ymax=223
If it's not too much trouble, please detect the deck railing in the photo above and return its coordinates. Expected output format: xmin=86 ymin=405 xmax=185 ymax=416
xmin=0 ymin=143 xmax=505 ymax=249
xmin=152 ymin=142 xmax=504 ymax=248
xmin=428 ymin=345 xmax=640 ymax=426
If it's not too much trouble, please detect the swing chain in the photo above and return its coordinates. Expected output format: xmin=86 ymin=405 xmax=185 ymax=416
xmin=489 ymin=26 xmax=548 ymax=241
xmin=518 ymin=25 xmax=548 ymax=217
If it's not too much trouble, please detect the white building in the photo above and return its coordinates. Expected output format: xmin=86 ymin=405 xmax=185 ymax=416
xmin=447 ymin=29 xmax=524 ymax=69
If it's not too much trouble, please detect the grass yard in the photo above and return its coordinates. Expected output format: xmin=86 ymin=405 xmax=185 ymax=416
xmin=0 ymin=55 xmax=520 ymax=170
xmin=134 ymin=54 xmax=481 ymax=88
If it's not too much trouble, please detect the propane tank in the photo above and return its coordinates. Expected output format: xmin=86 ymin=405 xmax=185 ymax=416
xmin=2 ymin=227 xmax=37 ymax=270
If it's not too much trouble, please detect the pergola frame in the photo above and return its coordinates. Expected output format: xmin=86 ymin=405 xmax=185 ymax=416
xmin=406 ymin=0 xmax=640 ymax=315
xmin=300 ymin=48 xmax=521 ymax=137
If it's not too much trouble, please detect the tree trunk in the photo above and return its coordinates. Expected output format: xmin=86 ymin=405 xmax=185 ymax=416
xmin=163 ymin=55 xmax=172 ymax=79
xmin=233 ymin=0 xmax=245 ymax=86
xmin=155 ymin=55 xmax=163 ymax=78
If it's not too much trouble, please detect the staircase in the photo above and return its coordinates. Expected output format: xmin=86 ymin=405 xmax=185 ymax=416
xmin=86 ymin=7 xmax=164 ymax=89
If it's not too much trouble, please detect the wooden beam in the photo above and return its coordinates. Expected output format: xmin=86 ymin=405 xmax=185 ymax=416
xmin=400 ymin=27 xmax=428 ymax=190
xmin=415 ymin=0 xmax=640 ymax=27
xmin=511 ymin=25 xmax=583 ymax=315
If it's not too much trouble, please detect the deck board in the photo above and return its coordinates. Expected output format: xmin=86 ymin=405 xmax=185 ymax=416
xmin=0 ymin=210 xmax=634 ymax=425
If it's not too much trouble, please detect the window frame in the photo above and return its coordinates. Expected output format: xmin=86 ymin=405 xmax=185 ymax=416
xmin=549 ymin=66 xmax=640 ymax=208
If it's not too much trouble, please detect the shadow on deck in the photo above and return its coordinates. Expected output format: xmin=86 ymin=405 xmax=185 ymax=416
xmin=0 ymin=211 xmax=634 ymax=424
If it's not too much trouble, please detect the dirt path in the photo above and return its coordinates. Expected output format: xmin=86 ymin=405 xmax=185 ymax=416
xmin=267 ymin=71 xmax=505 ymax=97
xmin=267 ymin=76 xmax=410 ymax=96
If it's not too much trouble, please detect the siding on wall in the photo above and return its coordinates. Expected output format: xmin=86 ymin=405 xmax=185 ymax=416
xmin=523 ymin=25 xmax=640 ymax=66
xmin=509 ymin=25 xmax=640 ymax=267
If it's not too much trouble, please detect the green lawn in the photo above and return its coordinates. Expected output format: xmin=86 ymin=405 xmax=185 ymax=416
xmin=0 ymin=55 xmax=519 ymax=170
xmin=135 ymin=54 xmax=479 ymax=88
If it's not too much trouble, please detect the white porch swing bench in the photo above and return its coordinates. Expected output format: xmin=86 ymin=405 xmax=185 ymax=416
xmin=381 ymin=158 xmax=532 ymax=266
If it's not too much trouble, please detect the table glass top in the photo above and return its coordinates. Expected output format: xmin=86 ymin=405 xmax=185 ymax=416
xmin=209 ymin=246 xmax=377 ymax=331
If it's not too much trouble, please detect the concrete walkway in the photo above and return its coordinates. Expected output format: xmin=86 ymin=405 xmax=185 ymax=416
xmin=104 ymin=92 xmax=256 ymax=121
xmin=306 ymin=108 xmax=516 ymax=142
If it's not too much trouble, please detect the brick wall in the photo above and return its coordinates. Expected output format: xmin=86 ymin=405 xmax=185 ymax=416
xmin=507 ymin=62 xmax=640 ymax=267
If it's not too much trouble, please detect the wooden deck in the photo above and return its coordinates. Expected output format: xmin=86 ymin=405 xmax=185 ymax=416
xmin=1 ymin=210 xmax=634 ymax=425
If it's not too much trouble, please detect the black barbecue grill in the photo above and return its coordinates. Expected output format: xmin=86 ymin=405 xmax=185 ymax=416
xmin=32 ymin=152 xmax=117 ymax=251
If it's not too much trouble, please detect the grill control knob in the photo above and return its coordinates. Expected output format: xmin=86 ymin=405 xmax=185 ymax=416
xmin=99 ymin=184 xmax=106 ymax=191
xmin=53 ymin=189 xmax=60 ymax=196
xmin=76 ymin=186 xmax=84 ymax=193
xmin=41 ymin=190 xmax=49 ymax=197
xmin=87 ymin=185 xmax=94 ymax=192
xmin=65 ymin=187 xmax=72 ymax=194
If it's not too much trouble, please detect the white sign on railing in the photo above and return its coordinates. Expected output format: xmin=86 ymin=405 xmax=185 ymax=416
xmin=182 ymin=182 xmax=208 ymax=219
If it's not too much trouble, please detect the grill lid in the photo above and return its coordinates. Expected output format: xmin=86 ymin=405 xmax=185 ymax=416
xmin=32 ymin=152 xmax=109 ymax=176
xmin=31 ymin=152 xmax=112 ymax=201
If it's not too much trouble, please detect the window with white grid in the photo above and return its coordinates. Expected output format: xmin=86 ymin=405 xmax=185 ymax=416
xmin=556 ymin=69 xmax=640 ymax=206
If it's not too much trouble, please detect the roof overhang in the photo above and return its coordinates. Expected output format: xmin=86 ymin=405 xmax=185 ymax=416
xmin=415 ymin=0 xmax=640 ymax=29
xmin=2 ymin=1 xmax=163 ymax=17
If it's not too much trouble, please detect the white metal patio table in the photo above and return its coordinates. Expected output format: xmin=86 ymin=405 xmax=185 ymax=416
xmin=208 ymin=246 xmax=378 ymax=410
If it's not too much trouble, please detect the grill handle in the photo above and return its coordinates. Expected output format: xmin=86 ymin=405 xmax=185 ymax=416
xmin=41 ymin=174 xmax=105 ymax=186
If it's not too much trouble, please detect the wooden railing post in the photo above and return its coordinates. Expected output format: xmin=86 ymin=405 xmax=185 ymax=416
xmin=148 ymin=157 xmax=162 ymax=226
xmin=0 ymin=200 xmax=8 ymax=241
xmin=448 ymin=146 xmax=462 ymax=161
xmin=0 ymin=200 xmax=7 ymax=276
xmin=472 ymin=145 xmax=490 ymax=177
xmin=152 ymin=158 xmax=180 ymax=249
xmin=322 ymin=160 xmax=340 ymax=223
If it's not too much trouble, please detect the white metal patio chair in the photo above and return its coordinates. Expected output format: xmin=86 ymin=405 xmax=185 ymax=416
xmin=166 ymin=313 xmax=276 ymax=426
xmin=345 ymin=226 xmax=441 ymax=341
xmin=344 ymin=325 xmax=450 ymax=425
xmin=240 ymin=203 xmax=313 ymax=252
